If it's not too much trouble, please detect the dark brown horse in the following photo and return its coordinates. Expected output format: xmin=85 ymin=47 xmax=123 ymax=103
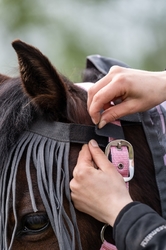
xmin=0 ymin=40 xmax=162 ymax=250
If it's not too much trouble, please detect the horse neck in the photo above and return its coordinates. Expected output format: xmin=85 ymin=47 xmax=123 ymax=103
xmin=123 ymin=124 xmax=162 ymax=215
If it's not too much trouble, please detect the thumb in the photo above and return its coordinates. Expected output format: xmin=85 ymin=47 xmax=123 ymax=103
xmin=88 ymin=140 xmax=116 ymax=173
xmin=76 ymin=144 xmax=92 ymax=167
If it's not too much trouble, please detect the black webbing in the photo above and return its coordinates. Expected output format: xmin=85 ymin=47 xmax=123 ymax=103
xmin=28 ymin=119 xmax=108 ymax=147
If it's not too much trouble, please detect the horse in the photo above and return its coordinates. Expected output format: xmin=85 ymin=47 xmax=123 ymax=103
xmin=0 ymin=40 xmax=162 ymax=250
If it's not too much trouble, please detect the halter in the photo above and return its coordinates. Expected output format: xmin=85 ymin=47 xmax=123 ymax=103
xmin=76 ymin=82 xmax=135 ymax=250
xmin=100 ymin=128 xmax=134 ymax=250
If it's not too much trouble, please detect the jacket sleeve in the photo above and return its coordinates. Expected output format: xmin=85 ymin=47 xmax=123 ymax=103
xmin=113 ymin=202 xmax=166 ymax=250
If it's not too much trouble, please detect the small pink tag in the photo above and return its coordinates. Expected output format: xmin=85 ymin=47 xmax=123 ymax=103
xmin=100 ymin=240 xmax=117 ymax=250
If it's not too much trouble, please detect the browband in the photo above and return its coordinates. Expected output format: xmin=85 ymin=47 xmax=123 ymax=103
xmin=27 ymin=119 xmax=127 ymax=148
xmin=27 ymin=119 xmax=108 ymax=148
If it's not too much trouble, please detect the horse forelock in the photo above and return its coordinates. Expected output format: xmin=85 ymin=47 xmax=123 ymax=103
xmin=0 ymin=77 xmax=37 ymax=170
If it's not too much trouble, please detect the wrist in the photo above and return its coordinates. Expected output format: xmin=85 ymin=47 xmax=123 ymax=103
xmin=105 ymin=197 xmax=133 ymax=227
xmin=154 ymin=71 xmax=166 ymax=104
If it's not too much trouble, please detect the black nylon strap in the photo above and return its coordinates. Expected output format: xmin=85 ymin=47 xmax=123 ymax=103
xmin=28 ymin=119 xmax=141 ymax=149
xmin=28 ymin=120 xmax=108 ymax=148
xmin=95 ymin=122 xmax=125 ymax=139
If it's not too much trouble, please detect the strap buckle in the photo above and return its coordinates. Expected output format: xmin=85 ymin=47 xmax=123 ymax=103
xmin=105 ymin=139 xmax=134 ymax=182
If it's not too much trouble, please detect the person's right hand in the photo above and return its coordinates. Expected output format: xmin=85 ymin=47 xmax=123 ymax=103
xmin=88 ymin=66 xmax=166 ymax=128
xmin=70 ymin=140 xmax=133 ymax=226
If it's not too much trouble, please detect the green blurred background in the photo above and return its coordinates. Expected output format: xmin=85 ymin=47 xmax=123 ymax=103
xmin=0 ymin=0 xmax=166 ymax=81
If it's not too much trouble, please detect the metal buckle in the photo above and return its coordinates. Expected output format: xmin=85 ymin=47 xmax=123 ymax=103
xmin=105 ymin=139 xmax=134 ymax=182
xmin=100 ymin=223 xmax=109 ymax=243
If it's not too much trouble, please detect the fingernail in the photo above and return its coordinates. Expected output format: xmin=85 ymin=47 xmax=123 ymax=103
xmin=92 ymin=118 xmax=97 ymax=124
xmin=91 ymin=114 xmax=101 ymax=125
xmin=98 ymin=120 xmax=106 ymax=129
xmin=90 ymin=139 xmax=99 ymax=148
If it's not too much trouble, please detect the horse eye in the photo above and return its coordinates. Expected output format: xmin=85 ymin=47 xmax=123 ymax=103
xmin=19 ymin=213 xmax=49 ymax=235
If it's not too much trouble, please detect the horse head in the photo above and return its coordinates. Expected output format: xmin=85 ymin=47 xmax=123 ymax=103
xmin=0 ymin=40 xmax=162 ymax=250
xmin=0 ymin=40 xmax=105 ymax=250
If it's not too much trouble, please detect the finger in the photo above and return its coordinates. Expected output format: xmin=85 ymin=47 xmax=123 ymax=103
xmin=77 ymin=144 xmax=92 ymax=165
xmin=88 ymin=140 xmax=117 ymax=173
xmin=72 ymin=144 xmax=95 ymax=178
xmin=87 ymin=75 xmax=113 ymax=124
xmin=87 ymin=73 xmax=112 ymax=108
xmin=98 ymin=98 xmax=141 ymax=127
xmin=87 ymin=65 xmax=124 ymax=113
xmin=88 ymin=80 xmax=125 ymax=124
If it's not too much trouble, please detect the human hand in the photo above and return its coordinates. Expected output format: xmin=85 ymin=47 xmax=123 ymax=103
xmin=88 ymin=66 xmax=166 ymax=128
xmin=70 ymin=140 xmax=133 ymax=226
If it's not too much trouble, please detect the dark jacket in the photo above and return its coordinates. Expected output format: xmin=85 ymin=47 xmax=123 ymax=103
xmin=113 ymin=202 xmax=166 ymax=249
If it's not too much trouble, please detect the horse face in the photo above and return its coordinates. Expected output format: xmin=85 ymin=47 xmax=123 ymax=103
xmin=3 ymin=41 xmax=103 ymax=250
xmin=8 ymin=152 xmax=103 ymax=250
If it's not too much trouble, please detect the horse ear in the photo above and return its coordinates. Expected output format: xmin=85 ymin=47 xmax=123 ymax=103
xmin=12 ymin=39 xmax=68 ymax=120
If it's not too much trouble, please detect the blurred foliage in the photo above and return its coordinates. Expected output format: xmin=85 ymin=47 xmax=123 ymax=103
xmin=0 ymin=0 xmax=105 ymax=81
xmin=0 ymin=0 xmax=46 ymax=31
xmin=0 ymin=0 xmax=166 ymax=81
